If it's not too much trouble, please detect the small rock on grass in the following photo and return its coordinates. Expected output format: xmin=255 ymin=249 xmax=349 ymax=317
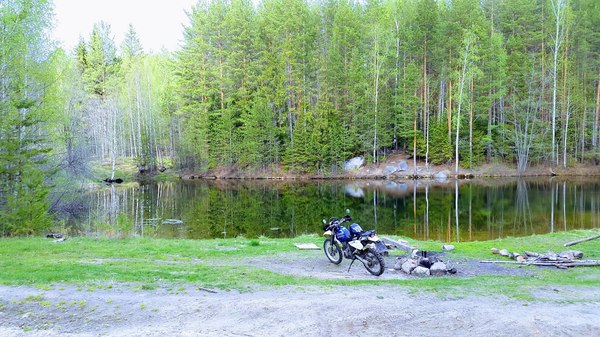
xmin=491 ymin=248 xmax=500 ymax=254
xmin=412 ymin=266 xmax=430 ymax=276
xmin=442 ymin=244 xmax=455 ymax=251
xmin=499 ymin=249 xmax=510 ymax=257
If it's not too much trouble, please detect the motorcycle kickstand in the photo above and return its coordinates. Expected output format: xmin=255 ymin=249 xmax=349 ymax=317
xmin=347 ymin=258 xmax=357 ymax=273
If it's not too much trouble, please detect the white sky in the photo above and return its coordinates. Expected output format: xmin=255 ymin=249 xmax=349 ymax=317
xmin=52 ymin=0 xmax=198 ymax=52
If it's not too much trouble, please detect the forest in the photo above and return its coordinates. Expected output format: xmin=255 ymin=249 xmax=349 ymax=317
xmin=1 ymin=0 xmax=599 ymax=235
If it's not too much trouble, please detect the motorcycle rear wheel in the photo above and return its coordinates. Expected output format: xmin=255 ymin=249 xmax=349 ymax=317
xmin=363 ymin=249 xmax=385 ymax=276
xmin=323 ymin=239 xmax=342 ymax=264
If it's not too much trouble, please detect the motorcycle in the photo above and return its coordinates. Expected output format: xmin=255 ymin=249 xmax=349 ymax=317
xmin=322 ymin=210 xmax=387 ymax=276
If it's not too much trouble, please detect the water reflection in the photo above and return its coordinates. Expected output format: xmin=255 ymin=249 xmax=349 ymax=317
xmin=57 ymin=178 xmax=600 ymax=241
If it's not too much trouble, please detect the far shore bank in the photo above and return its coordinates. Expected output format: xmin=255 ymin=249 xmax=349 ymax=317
xmin=97 ymin=154 xmax=600 ymax=184
xmin=178 ymin=161 xmax=600 ymax=181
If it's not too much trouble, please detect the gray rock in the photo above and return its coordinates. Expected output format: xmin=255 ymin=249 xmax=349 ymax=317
xmin=384 ymin=160 xmax=409 ymax=175
xmin=401 ymin=259 xmax=418 ymax=274
xmin=430 ymin=262 xmax=447 ymax=276
xmin=547 ymin=251 xmax=558 ymax=261
xmin=384 ymin=165 xmax=398 ymax=175
xmin=344 ymin=157 xmax=364 ymax=171
xmin=412 ymin=266 xmax=431 ymax=276
xmin=442 ymin=244 xmax=455 ymax=251
xmin=397 ymin=160 xmax=409 ymax=171
xmin=499 ymin=249 xmax=510 ymax=257
xmin=394 ymin=257 xmax=408 ymax=270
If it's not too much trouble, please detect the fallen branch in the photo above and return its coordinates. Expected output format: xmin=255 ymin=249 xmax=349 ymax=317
xmin=381 ymin=237 xmax=415 ymax=253
xmin=480 ymin=260 xmax=600 ymax=268
xmin=563 ymin=234 xmax=600 ymax=247
xmin=198 ymin=287 xmax=218 ymax=294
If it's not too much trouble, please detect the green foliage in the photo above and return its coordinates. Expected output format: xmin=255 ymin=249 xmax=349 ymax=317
xmin=0 ymin=0 xmax=56 ymax=236
xmin=51 ymin=0 xmax=600 ymax=176
xmin=423 ymin=121 xmax=452 ymax=165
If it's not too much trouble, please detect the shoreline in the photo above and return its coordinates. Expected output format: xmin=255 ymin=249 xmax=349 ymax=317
xmin=179 ymin=163 xmax=600 ymax=181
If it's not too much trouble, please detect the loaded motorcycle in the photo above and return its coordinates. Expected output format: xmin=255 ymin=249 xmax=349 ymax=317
xmin=322 ymin=210 xmax=387 ymax=276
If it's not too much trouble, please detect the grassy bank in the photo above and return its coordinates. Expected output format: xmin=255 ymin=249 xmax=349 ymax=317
xmin=1 ymin=230 xmax=599 ymax=297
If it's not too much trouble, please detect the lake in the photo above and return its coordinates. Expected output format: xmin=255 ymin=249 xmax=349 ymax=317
xmin=57 ymin=177 xmax=600 ymax=242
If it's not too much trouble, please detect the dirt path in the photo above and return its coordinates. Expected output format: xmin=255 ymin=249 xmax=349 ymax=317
xmin=2 ymin=251 xmax=600 ymax=337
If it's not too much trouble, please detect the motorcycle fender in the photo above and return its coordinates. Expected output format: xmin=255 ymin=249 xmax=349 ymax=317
xmin=323 ymin=230 xmax=332 ymax=237
xmin=349 ymin=240 xmax=363 ymax=250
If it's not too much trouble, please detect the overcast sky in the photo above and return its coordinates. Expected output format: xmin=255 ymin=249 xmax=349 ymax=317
xmin=52 ymin=0 xmax=198 ymax=52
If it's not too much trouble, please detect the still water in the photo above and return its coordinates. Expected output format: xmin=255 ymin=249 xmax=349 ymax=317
xmin=59 ymin=178 xmax=600 ymax=242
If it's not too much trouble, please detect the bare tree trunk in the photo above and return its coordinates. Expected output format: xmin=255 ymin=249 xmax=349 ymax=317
xmin=136 ymin=74 xmax=143 ymax=164
xmin=594 ymin=77 xmax=600 ymax=149
xmin=561 ymin=26 xmax=569 ymax=167
xmin=373 ymin=40 xmax=380 ymax=164
xmin=515 ymin=68 xmax=539 ymax=173
xmin=286 ymin=60 xmax=294 ymax=151
xmin=563 ymin=96 xmax=570 ymax=168
xmin=580 ymin=110 xmax=585 ymax=162
xmin=423 ymin=40 xmax=429 ymax=168
xmin=455 ymin=39 xmax=471 ymax=174
xmin=413 ymin=98 xmax=417 ymax=175
xmin=439 ymin=79 xmax=445 ymax=121
xmin=469 ymin=78 xmax=474 ymax=169
xmin=487 ymin=92 xmax=494 ymax=162
xmin=448 ymin=79 xmax=452 ymax=143
xmin=550 ymin=0 xmax=565 ymax=166
xmin=394 ymin=20 xmax=401 ymax=150
xmin=110 ymin=100 xmax=117 ymax=180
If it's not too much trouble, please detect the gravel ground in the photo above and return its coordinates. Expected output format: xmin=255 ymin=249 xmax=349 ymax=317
xmin=1 ymin=250 xmax=599 ymax=337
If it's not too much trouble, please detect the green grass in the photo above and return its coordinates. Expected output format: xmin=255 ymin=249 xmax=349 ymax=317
xmin=0 ymin=230 xmax=598 ymax=296
xmin=436 ymin=229 xmax=600 ymax=259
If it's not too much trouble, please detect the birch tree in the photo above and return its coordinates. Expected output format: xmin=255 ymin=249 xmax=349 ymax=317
xmin=550 ymin=0 xmax=566 ymax=166
xmin=455 ymin=31 xmax=478 ymax=174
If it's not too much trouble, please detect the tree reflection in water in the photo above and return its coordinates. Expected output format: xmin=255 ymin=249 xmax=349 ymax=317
xmin=59 ymin=178 xmax=600 ymax=241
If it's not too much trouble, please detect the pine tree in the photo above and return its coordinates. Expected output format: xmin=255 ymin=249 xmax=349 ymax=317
xmin=0 ymin=0 xmax=55 ymax=235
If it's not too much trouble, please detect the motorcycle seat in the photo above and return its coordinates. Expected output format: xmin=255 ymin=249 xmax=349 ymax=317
xmin=359 ymin=230 xmax=376 ymax=238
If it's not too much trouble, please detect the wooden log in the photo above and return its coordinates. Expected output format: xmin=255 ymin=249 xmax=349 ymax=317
xmin=480 ymin=260 xmax=600 ymax=268
xmin=198 ymin=287 xmax=217 ymax=294
xmin=563 ymin=234 xmax=600 ymax=247
xmin=381 ymin=237 xmax=416 ymax=253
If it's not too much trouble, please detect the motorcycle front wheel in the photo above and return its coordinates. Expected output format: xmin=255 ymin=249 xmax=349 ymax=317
xmin=323 ymin=239 xmax=342 ymax=264
xmin=363 ymin=249 xmax=385 ymax=276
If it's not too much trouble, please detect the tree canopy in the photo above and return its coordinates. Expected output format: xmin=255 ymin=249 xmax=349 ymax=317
xmin=1 ymin=0 xmax=599 ymax=235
